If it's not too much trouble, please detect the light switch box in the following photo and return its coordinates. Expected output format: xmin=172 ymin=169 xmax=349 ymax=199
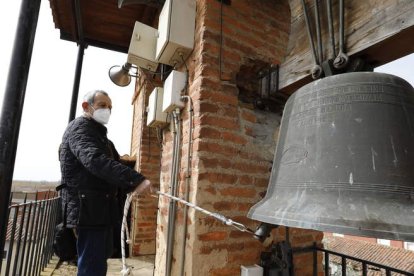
xmin=162 ymin=70 xmax=186 ymax=113
xmin=127 ymin=21 xmax=159 ymax=72
xmin=156 ymin=0 xmax=196 ymax=66
xmin=147 ymin=87 xmax=169 ymax=127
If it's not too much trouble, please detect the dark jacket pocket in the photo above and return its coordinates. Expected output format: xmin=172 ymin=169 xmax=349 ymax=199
xmin=77 ymin=190 xmax=117 ymax=227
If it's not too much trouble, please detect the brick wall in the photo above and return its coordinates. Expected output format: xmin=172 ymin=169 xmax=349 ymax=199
xmin=130 ymin=75 xmax=161 ymax=255
xmin=131 ymin=0 xmax=324 ymax=275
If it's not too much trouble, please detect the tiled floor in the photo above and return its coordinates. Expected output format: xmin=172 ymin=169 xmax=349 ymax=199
xmin=107 ymin=256 xmax=155 ymax=276
xmin=48 ymin=255 xmax=155 ymax=276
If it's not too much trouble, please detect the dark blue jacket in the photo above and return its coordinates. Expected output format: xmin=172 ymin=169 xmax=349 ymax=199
xmin=59 ymin=116 xmax=145 ymax=228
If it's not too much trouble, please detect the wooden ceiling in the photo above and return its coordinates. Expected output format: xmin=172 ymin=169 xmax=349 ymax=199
xmin=48 ymin=0 xmax=161 ymax=53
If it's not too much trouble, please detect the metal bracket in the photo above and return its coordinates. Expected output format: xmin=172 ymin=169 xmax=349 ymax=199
xmin=255 ymin=64 xmax=287 ymax=113
xmin=260 ymin=241 xmax=293 ymax=276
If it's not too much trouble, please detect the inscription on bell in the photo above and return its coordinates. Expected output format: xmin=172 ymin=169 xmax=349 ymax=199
xmin=286 ymin=84 xmax=396 ymax=128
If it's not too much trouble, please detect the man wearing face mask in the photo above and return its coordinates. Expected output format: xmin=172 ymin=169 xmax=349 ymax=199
xmin=58 ymin=90 xmax=152 ymax=276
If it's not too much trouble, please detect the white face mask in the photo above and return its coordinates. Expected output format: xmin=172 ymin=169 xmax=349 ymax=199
xmin=91 ymin=107 xmax=111 ymax=125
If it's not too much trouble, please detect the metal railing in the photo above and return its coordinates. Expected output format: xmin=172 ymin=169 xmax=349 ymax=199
xmin=293 ymin=243 xmax=414 ymax=276
xmin=315 ymin=246 xmax=414 ymax=276
xmin=1 ymin=191 xmax=60 ymax=276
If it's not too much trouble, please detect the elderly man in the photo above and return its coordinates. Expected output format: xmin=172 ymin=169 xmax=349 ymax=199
xmin=59 ymin=90 xmax=151 ymax=275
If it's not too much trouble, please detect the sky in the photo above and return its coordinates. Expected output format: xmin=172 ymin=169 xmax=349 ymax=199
xmin=1 ymin=1 xmax=414 ymax=182
xmin=0 ymin=1 xmax=135 ymax=181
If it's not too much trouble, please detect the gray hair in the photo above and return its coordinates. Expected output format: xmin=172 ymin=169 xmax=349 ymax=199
xmin=83 ymin=90 xmax=109 ymax=105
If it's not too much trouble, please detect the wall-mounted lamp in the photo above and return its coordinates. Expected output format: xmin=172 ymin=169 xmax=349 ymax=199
xmin=108 ymin=62 xmax=139 ymax=87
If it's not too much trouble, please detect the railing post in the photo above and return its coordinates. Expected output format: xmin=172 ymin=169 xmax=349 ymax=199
xmin=324 ymin=252 xmax=329 ymax=276
xmin=23 ymin=198 xmax=37 ymax=276
xmin=313 ymin=242 xmax=318 ymax=276
xmin=38 ymin=194 xmax=50 ymax=272
xmin=49 ymin=194 xmax=60 ymax=259
xmin=27 ymin=195 xmax=41 ymax=276
xmin=12 ymin=194 xmax=28 ymax=275
xmin=40 ymin=192 xmax=53 ymax=270
xmin=5 ymin=205 xmax=19 ymax=276
xmin=34 ymin=194 xmax=48 ymax=275
xmin=19 ymin=198 xmax=33 ymax=274
xmin=0 ymin=0 xmax=42 ymax=264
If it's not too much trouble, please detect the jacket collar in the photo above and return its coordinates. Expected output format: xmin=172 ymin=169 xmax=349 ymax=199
xmin=81 ymin=116 xmax=107 ymax=134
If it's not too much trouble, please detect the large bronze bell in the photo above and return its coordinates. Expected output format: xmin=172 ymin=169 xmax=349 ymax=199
xmin=248 ymin=72 xmax=414 ymax=241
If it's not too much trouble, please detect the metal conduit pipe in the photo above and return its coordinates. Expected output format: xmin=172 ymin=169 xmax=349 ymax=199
xmin=179 ymin=96 xmax=193 ymax=276
xmin=166 ymin=108 xmax=182 ymax=276
xmin=165 ymin=112 xmax=178 ymax=276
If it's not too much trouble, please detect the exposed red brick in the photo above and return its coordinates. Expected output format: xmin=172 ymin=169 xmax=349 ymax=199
xmin=194 ymin=140 xmax=239 ymax=156
xmin=239 ymin=175 xmax=253 ymax=185
xmin=213 ymin=201 xmax=238 ymax=211
xmin=198 ymin=172 xmax=238 ymax=186
xmin=199 ymin=114 xmax=239 ymax=130
xmin=237 ymin=203 xmax=253 ymax=212
xmin=198 ymin=231 xmax=228 ymax=241
xmin=210 ymin=267 xmax=240 ymax=276
xmin=200 ymin=246 xmax=213 ymax=255
xmin=197 ymin=101 xmax=220 ymax=113
xmin=241 ymin=109 xmax=257 ymax=123
xmin=220 ymin=187 xmax=256 ymax=198
xmin=221 ymin=131 xmax=247 ymax=145
xmin=228 ymin=251 xmax=259 ymax=263
xmin=229 ymin=230 xmax=255 ymax=239
xmin=193 ymin=126 xmax=222 ymax=139
xmin=204 ymin=186 xmax=217 ymax=195
xmin=291 ymin=234 xmax=317 ymax=247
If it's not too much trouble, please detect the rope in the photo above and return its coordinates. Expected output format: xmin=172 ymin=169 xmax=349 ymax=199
xmin=120 ymin=190 xmax=258 ymax=275
xmin=121 ymin=193 xmax=134 ymax=276
xmin=153 ymin=191 xmax=256 ymax=235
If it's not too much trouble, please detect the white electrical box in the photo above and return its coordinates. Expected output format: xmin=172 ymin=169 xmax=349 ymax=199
xmin=127 ymin=21 xmax=159 ymax=72
xmin=147 ymin=87 xmax=168 ymax=127
xmin=155 ymin=0 xmax=196 ymax=66
xmin=240 ymin=265 xmax=263 ymax=276
xmin=162 ymin=70 xmax=186 ymax=112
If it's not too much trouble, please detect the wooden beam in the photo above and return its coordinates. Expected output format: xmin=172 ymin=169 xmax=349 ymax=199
xmin=280 ymin=0 xmax=414 ymax=93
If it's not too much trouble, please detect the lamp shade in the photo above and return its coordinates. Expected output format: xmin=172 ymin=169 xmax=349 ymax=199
xmin=109 ymin=65 xmax=131 ymax=87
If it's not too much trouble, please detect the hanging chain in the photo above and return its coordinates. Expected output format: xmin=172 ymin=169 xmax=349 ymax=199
xmin=152 ymin=191 xmax=257 ymax=236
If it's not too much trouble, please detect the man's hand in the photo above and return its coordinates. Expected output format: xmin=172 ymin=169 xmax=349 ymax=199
xmin=119 ymin=154 xmax=136 ymax=167
xmin=134 ymin=179 xmax=152 ymax=195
